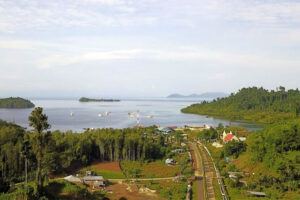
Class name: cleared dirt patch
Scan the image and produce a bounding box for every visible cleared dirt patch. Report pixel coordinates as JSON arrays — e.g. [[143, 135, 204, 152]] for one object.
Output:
[[78, 161, 125, 179], [106, 182, 165, 200], [90, 161, 122, 172]]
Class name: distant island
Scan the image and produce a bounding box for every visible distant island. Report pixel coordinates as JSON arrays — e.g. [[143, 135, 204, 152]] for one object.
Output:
[[181, 86, 300, 124], [0, 97, 35, 108], [167, 92, 228, 99], [79, 97, 120, 102]]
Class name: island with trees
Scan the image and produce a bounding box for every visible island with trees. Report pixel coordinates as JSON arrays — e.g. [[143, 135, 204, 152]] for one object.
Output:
[[79, 97, 120, 102], [0, 97, 35, 109], [182, 86, 300, 123]]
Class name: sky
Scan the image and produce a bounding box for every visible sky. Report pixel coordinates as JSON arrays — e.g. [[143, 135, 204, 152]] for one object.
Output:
[[0, 0, 299, 98]]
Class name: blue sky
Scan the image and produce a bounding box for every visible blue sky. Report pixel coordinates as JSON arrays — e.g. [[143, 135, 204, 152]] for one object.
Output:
[[0, 0, 299, 98]]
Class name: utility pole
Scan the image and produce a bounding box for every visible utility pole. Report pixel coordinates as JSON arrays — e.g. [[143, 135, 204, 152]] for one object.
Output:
[[25, 155, 27, 184]]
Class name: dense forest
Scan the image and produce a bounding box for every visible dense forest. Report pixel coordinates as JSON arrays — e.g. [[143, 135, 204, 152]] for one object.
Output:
[[0, 108, 170, 199], [0, 97, 35, 108], [246, 119, 300, 195], [182, 86, 300, 123]]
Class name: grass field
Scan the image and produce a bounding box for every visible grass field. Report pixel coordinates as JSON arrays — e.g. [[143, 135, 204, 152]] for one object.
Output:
[[121, 160, 181, 178], [141, 160, 180, 178], [120, 152, 193, 178]]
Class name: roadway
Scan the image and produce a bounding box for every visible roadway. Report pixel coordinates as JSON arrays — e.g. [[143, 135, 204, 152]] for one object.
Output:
[[189, 142, 205, 200]]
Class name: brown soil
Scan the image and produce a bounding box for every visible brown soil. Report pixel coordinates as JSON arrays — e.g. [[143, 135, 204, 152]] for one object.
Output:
[[90, 161, 122, 172], [106, 182, 165, 200]]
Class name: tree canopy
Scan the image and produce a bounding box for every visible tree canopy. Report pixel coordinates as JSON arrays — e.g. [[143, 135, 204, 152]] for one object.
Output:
[[182, 86, 300, 123]]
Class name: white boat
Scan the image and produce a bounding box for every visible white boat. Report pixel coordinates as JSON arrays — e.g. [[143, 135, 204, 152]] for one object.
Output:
[[70, 112, 74, 117], [146, 115, 153, 119], [98, 114, 103, 117], [105, 111, 110, 116], [128, 113, 135, 118]]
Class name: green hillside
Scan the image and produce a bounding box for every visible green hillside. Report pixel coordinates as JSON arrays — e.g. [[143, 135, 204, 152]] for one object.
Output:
[[0, 97, 35, 108], [205, 119, 300, 199], [182, 86, 300, 123]]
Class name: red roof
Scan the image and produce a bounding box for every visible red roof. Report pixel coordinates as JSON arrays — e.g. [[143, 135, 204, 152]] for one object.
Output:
[[225, 134, 235, 141], [168, 126, 177, 129]]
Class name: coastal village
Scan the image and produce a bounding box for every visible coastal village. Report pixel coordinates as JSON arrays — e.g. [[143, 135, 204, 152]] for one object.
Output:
[[56, 123, 259, 200]]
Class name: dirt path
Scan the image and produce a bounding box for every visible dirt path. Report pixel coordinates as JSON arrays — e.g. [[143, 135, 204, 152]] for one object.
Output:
[[189, 142, 205, 200], [108, 177, 174, 182]]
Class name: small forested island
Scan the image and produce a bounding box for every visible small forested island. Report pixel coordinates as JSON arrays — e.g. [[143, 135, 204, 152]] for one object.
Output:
[[79, 97, 120, 102], [0, 97, 35, 108], [182, 86, 300, 123]]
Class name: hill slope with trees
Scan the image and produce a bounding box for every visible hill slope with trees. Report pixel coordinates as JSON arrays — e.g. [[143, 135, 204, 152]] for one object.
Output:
[[182, 86, 300, 123], [0, 97, 35, 108], [201, 119, 300, 199]]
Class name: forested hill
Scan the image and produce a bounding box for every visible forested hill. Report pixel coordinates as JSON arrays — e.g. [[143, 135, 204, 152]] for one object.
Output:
[[182, 86, 300, 123], [0, 97, 35, 108]]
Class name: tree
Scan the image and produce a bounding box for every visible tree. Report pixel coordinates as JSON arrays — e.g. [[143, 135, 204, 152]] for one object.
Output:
[[28, 107, 50, 197], [21, 134, 31, 184], [224, 141, 247, 158]]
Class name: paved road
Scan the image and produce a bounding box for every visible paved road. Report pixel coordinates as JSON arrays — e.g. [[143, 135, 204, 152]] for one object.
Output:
[[189, 142, 205, 200]]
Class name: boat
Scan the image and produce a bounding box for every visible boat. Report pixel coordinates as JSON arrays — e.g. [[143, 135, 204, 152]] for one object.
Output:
[[98, 114, 103, 117], [70, 112, 74, 117], [105, 111, 110, 116], [128, 113, 135, 118], [146, 115, 153, 119]]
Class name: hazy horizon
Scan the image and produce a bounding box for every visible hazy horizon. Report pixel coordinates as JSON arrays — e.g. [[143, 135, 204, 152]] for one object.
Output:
[[0, 0, 299, 97]]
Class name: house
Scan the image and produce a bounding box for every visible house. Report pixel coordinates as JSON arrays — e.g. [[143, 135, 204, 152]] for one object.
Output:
[[83, 176, 105, 187], [212, 142, 223, 148], [184, 124, 211, 131], [157, 126, 174, 134], [165, 158, 175, 165], [222, 131, 239, 143], [173, 174, 185, 182], [181, 134, 188, 140], [247, 191, 266, 197], [188, 152, 192, 161], [172, 148, 185, 153], [86, 171, 92, 176], [64, 175, 82, 183]]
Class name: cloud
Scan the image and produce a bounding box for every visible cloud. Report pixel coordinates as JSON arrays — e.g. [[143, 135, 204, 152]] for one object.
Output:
[[36, 45, 300, 70], [1, 0, 299, 33], [0, 38, 60, 49], [0, 0, 154, 33], [38, 49, 142, 68]]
